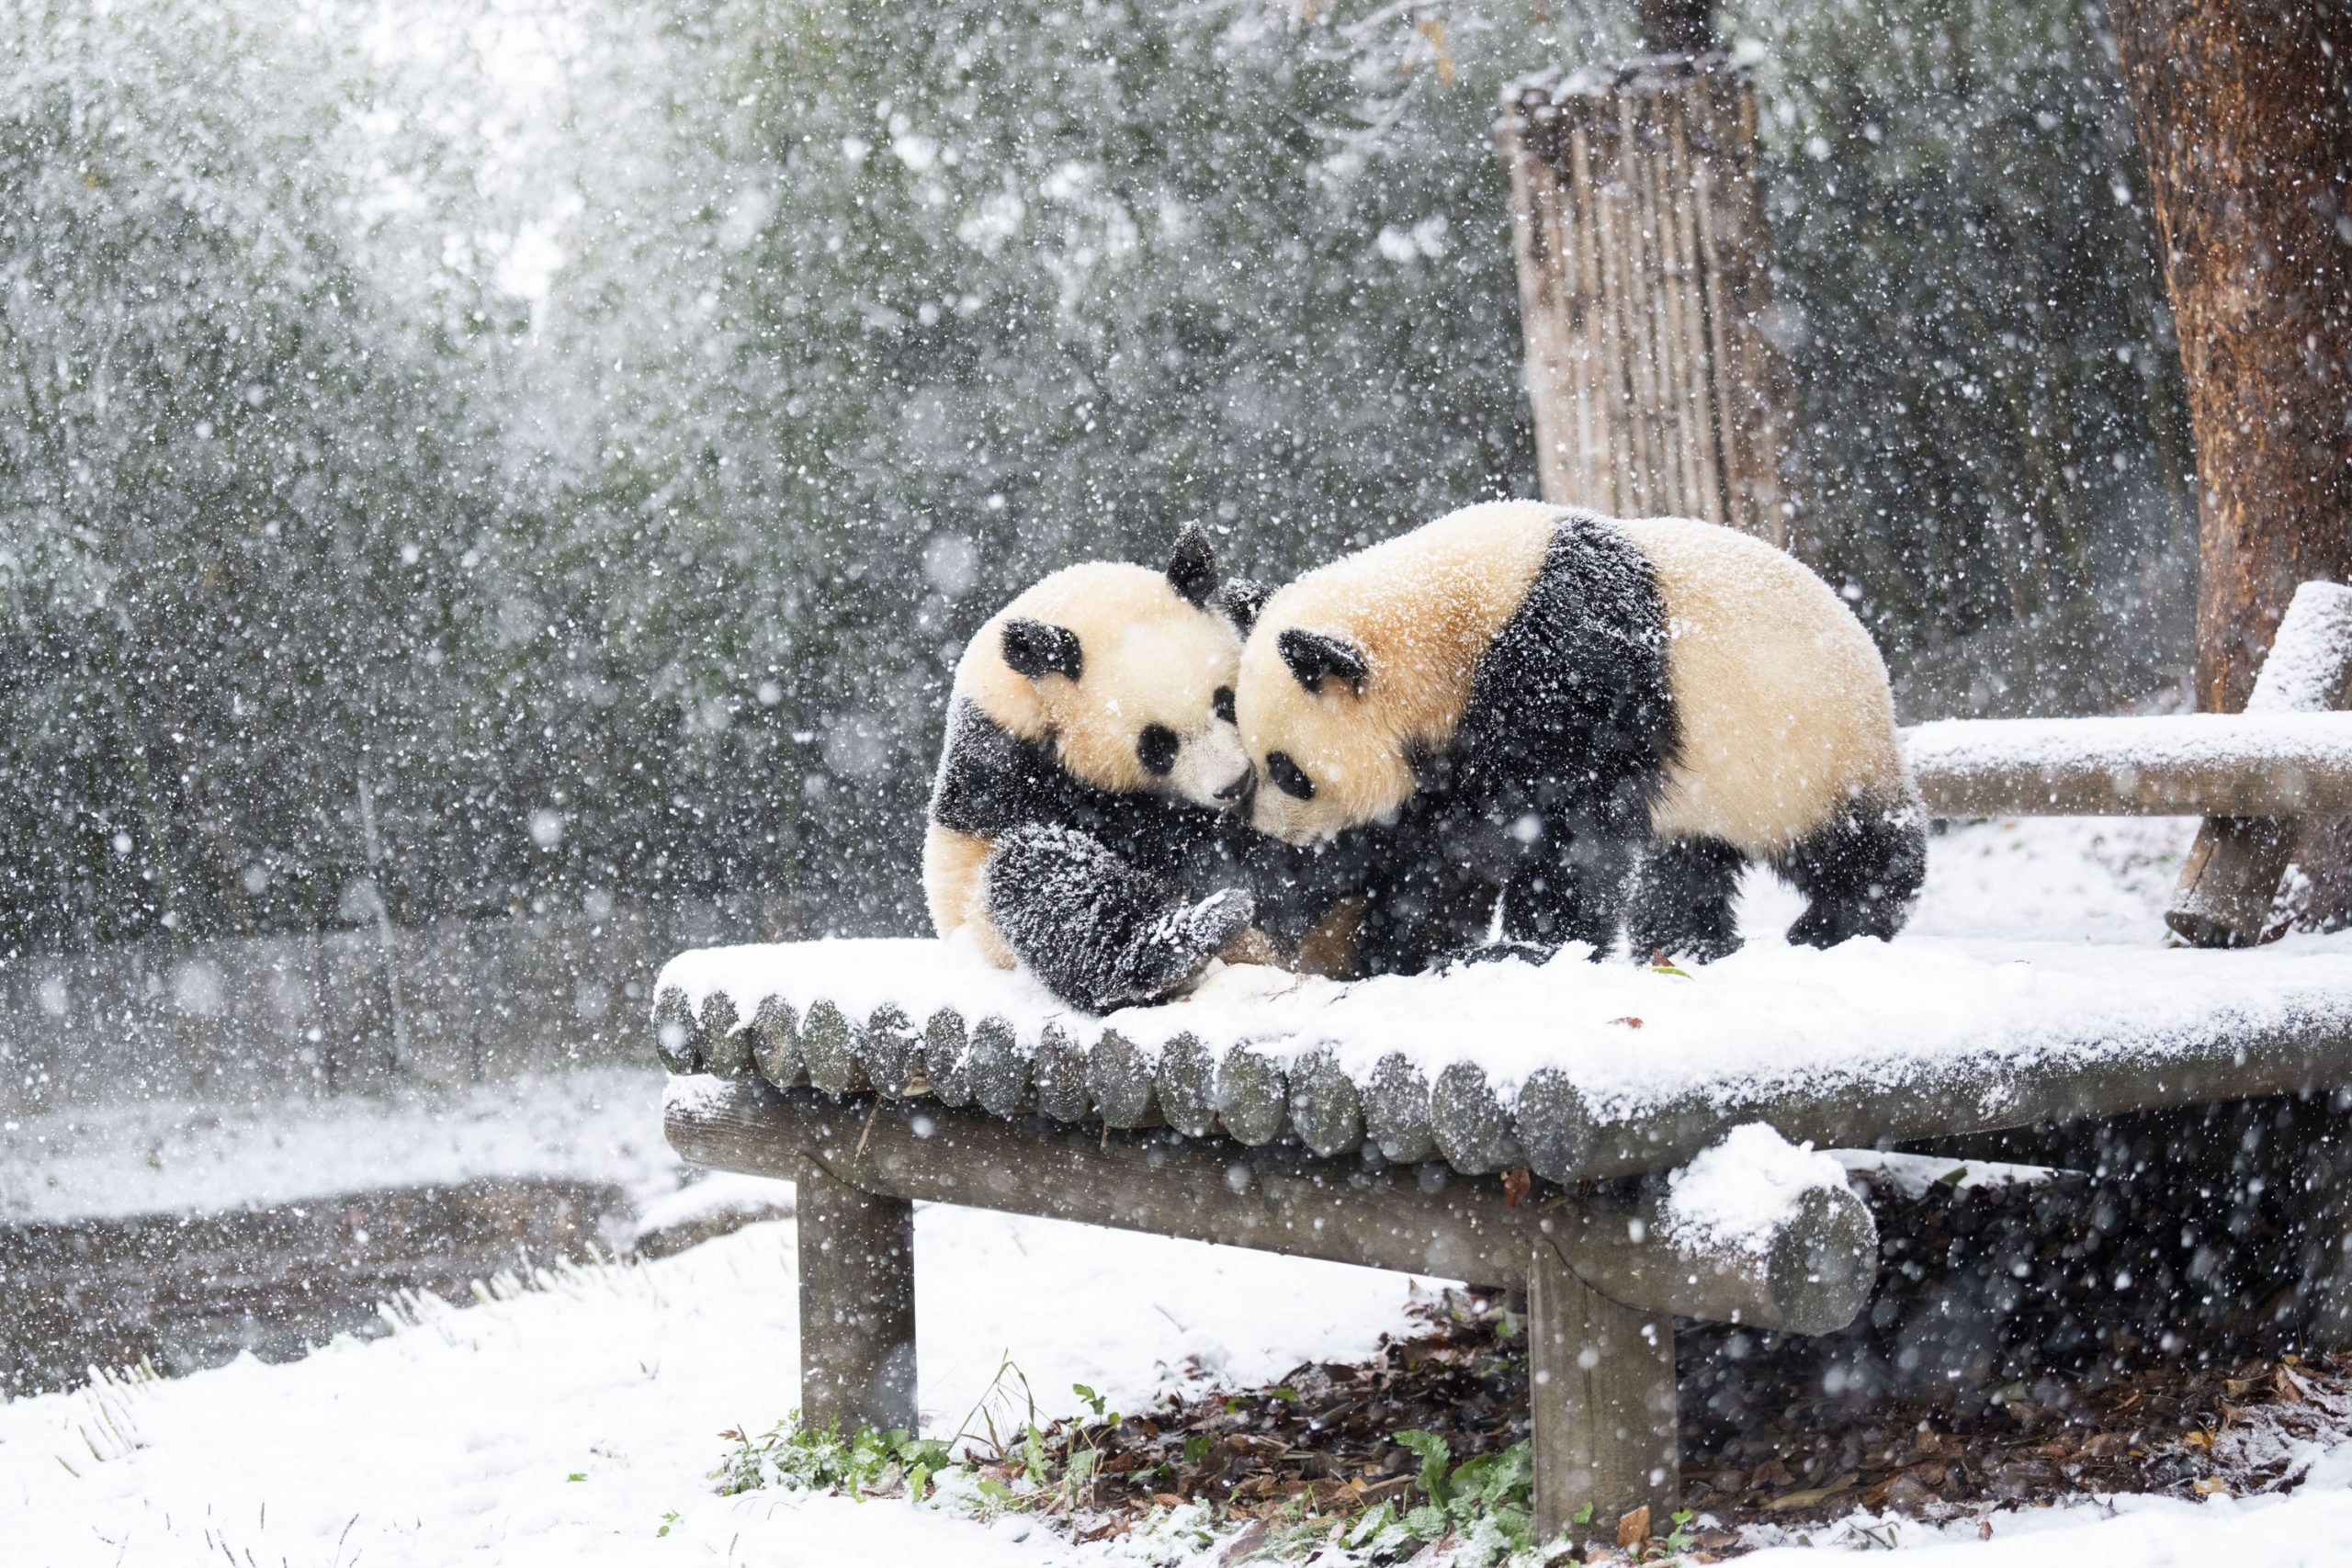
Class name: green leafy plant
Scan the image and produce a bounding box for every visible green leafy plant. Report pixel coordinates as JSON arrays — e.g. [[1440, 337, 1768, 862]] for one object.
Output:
[[712, 1416, 953, 1501], [1385, 1430, 1539, 1561], [1661, 1506, 1698, 1555]]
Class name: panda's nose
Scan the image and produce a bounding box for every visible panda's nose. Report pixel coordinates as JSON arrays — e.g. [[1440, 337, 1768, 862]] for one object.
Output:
[[1214, 769, 1252, 804]]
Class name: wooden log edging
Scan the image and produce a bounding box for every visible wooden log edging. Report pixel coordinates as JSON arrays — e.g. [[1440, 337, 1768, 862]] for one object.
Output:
[[662, 1077, 1879, 1336], [654, 981, 2352, 1188]]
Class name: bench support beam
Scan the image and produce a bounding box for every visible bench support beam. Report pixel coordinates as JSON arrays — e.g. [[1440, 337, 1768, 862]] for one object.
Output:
[[795, 1155, 918, 1436], [1531, 1241, 1679, 1544], [669, 1079, 1871, 1546]]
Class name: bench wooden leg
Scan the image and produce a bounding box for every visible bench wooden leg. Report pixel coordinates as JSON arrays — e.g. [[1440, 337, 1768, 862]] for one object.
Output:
[[1529, 1240, 1679, 1546], [796, 1156, 918, 1434]]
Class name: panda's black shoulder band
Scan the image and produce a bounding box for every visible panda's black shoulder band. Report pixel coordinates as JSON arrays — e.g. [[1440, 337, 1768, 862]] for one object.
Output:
[[929, 699, 1217, 873], [1448, 513, 1679, 831]]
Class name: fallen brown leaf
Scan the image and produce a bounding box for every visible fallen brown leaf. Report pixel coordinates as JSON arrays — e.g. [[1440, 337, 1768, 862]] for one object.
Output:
[[1617, 1504, 1651, 1546]]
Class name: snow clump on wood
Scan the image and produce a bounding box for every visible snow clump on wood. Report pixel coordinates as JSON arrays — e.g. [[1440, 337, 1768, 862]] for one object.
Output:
[[1659, 1123, 1848, 1258]]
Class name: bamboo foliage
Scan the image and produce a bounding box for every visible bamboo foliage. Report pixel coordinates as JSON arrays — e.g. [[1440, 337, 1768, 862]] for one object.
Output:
[[1501, 56, 1800, 550]]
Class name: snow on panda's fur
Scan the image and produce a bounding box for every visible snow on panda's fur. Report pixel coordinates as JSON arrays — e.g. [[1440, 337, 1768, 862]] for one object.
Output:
[[1233, 500, 1925, 972], [924, 527, 1266, 1011]]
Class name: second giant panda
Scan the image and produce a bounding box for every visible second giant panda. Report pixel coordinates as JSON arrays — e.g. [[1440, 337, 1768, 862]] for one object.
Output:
[[1232, 500, 1926, 972], [926, 526, 1269, 1011]]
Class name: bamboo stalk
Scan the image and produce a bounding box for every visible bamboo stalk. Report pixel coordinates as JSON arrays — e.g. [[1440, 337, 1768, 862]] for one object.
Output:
[[1502, 57, 1796, 544]]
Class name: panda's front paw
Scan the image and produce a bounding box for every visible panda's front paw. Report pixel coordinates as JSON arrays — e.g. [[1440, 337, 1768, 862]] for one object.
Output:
[[1180, 888, 1256, 953], [1112, 889, 1257, 1006]]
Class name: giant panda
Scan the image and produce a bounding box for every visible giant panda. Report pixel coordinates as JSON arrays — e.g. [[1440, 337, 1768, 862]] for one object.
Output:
[[1231, 500, 1926, 973], [925, 526, 1268, 1011]]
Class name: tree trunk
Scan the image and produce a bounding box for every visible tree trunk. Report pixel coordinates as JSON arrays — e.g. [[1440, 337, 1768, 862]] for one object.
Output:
[[2112, 0, 2352, 714], [2111, 0, 2352, 921]]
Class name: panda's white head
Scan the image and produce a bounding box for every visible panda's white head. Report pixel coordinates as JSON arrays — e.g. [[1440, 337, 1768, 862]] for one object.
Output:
[[966, 527, 1258, 808], [1234, 606, 1426, 846], [1234, 514, 1527, 845]]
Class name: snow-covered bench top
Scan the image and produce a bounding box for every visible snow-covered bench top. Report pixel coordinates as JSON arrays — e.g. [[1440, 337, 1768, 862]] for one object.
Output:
[[655, 920, 2352, 1186]]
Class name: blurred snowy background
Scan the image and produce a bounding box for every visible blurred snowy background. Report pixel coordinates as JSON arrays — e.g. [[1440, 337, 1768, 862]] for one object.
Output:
[[1, 0, 2191, 1032], [3, 2, 2316, 1559]]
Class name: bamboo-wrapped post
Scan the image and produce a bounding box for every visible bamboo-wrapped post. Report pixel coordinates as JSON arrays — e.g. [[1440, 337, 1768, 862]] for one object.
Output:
[[1501, 53, 1801, 552], [2168, 581, 2352, 947]]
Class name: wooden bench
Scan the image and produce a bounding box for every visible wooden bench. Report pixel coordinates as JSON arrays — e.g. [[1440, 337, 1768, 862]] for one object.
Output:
[[659, 915, 2352, 1540], [659, 583, 2352, 1544]]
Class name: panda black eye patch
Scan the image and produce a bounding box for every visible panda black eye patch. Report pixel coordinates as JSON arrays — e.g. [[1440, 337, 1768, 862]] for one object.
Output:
[[1136, 724, 1181, 776], [1212, 686, 1236, 725], [1266, 750, 1314, 800]]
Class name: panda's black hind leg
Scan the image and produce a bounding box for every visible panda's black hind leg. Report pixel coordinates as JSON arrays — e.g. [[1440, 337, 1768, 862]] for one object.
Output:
[[1499, 827, 1635, 958], [1777, 798, 1928, 948], [1625, 836, 1747, 963], [983, 823, 1253, 1012]]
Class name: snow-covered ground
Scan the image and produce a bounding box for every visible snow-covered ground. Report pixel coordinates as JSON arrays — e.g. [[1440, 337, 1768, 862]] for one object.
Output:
[[17, 817, 2352, 1564], [5, 1211, 1418, 1566], [2, 1066, 681, 1225], [17, 1205, 2352, 1566]]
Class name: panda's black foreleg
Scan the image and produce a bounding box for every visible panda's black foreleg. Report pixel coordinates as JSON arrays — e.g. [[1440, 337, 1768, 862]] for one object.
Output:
[[1776, 797, 1929, 948], [1498, 825, 1634, 959], [982, 823, 1254, 1012], [1625, 836, 1747, 963]]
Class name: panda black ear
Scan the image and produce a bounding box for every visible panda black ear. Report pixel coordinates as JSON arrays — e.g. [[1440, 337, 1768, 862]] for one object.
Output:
[[1219, 577, 1272, 637], [1001, 617, 1083, 682], [1166, 524, 1218, 609], [1278, 629, 1368, 695]]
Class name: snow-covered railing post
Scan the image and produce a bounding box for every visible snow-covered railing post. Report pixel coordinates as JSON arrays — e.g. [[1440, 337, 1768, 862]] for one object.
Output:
[[2167, 581, 2352, 948]]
